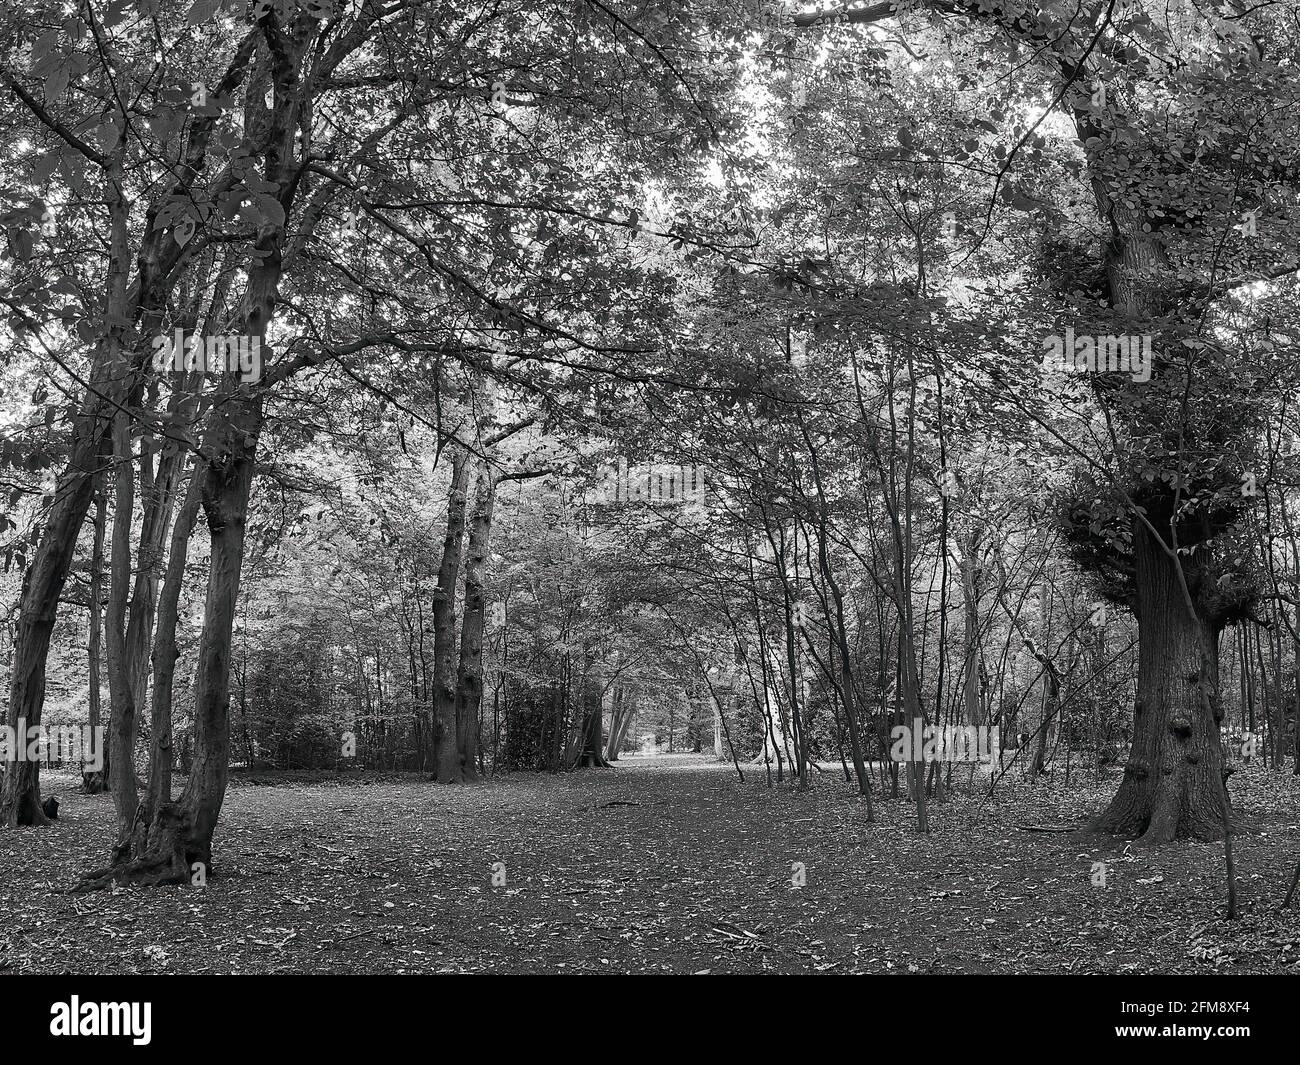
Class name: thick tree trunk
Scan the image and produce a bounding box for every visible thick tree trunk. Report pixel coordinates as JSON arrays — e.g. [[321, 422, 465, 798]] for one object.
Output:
[[1, 383, 114, 826], [432, 450, 471, 782], [0, 141, 148, 827], [185, 414, 261, 861], [1095, 523, 1228, 842], [452, 468, 495, 782]]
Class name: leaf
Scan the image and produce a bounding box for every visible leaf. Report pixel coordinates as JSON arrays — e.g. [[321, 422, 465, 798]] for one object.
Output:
[[44, 65, 69, 102], [103, 0, 134, 26], [186, 0, 222, 24], [252, 193, 286, 228], [31, 153, 60, 184]]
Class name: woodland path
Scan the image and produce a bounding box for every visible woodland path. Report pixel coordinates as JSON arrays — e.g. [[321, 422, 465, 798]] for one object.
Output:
[[3, 756, 1299, 974]]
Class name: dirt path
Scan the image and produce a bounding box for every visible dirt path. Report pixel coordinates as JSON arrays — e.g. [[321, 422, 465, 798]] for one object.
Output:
[[3, 756, 1298, 973]]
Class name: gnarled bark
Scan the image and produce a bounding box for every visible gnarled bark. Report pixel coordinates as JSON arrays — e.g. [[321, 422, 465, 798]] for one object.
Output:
[[1094, 523, 1229, 842]]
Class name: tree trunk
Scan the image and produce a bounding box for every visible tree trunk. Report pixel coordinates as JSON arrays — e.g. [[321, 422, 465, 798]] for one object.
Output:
[[78, 382, 264, 891], [712, 685, 723, 757], [1, 383, 115, 826], [0, 138, 148, 827], [576, 656, 610, 768], [432, 450, 471, 782], [75, 35, 287, 881], [1094, 522, 1228, 841], [605, 684, 627, 762], [1294, 599, 1299, 775], [119, 377, 194, 741], [180, 401, 262, 869], [83, 484, 109, 794], [146, 466, 202, 819], [1031, 676, 1056, 779], [959, 525, 985, 726], [616, 690, 638, 756], [452, 468, 496, 782], [105, 413, 141, 858]]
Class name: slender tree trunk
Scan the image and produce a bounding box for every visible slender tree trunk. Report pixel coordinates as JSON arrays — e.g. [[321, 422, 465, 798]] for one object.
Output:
[[959, 524, 985, 726], [712, 685, 723, 758], [1030, 574, 1054, 779], [1294, 600, 1300, 775], [146, 467, 202, 819], [83, 485, 108, 794], [105, 413, 141, 858], [120, 377, 195, 735], [800, 425, 872, 804]]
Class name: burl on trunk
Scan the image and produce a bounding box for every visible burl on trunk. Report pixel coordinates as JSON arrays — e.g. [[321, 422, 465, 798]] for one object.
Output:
[[1095, 522, 1229, 843]]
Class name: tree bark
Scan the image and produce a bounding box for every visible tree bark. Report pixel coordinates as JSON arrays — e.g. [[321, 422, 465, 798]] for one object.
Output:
[[1, 320, 122, 828], [576, 655, 610, 768], [1094, 523, 1229, 841], [83, 484, 108, 794], [146, 466, 202, 819], [75, 26, 285, 883], [432, 449, 471, 782], [606, 685, 627, 762], [959, 524, 986, 726], [0, 41, 248, 823], [452, 468, 496, 782], [105, 412, 141, 857]]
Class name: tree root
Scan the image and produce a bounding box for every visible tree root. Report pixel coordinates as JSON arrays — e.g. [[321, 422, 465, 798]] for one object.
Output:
[[1089, 807, 1239, 843], [71, 802, 198, 892], [72, 854, 191, 892]]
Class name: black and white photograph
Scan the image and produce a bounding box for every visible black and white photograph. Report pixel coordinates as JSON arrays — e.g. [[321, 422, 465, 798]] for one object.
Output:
[[0, 0, 1296, 1029]]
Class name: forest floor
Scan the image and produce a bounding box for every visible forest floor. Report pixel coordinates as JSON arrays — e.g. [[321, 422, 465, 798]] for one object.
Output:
[[3, 755, 1300, 974]]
